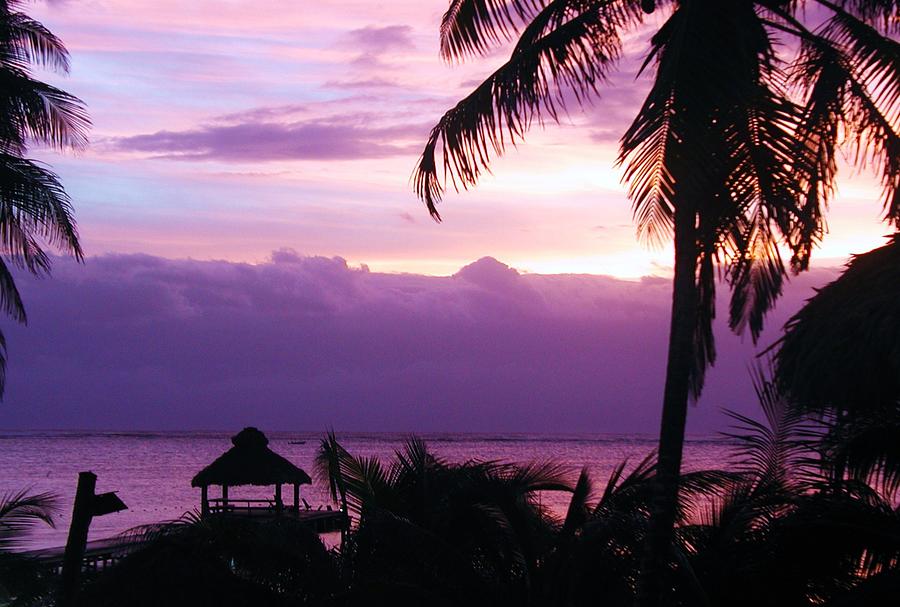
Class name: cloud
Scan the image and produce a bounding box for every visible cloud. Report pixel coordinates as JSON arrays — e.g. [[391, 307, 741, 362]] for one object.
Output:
[[1, 253, 839, 433], [323, 78, 403, 90], [111, 117, 428, 161], [346, 25, 415, 54], [340, 24, 418, 71], [216, 105, 309, 124]]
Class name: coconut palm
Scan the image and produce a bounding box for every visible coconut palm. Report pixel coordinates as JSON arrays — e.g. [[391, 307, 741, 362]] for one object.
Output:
[[539, 453, 733, 607], [0, 0, 88, 395], [678, 370, 900, 607], [412, 3, 900, 602], [316, 435, 573, 606]]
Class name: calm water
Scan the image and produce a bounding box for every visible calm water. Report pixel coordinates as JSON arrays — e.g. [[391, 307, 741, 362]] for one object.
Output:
[[0, 431, 733, 549]]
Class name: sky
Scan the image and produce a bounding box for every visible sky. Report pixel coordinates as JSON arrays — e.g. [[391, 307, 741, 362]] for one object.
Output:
[[0, 1, 894, 432]]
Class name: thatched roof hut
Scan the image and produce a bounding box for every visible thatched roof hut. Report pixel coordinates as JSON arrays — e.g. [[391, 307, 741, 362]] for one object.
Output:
[[192, 427, 311, 488], [774, 234, 900, 412], [192, 427, 311, 516]]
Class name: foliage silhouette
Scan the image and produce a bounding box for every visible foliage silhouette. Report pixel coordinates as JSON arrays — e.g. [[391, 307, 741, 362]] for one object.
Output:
[[411, 3, 900, 602], [80, 511, 339, 607], [775, 233, 900, 414], [0, 0, 88, 395], [70, 400, 900, 607], [0, 489, 59, 605], [317, 436, 571, 606]]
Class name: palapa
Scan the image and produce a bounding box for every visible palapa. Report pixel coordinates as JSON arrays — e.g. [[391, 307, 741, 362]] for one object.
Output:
[[192, 427, 311, 488]]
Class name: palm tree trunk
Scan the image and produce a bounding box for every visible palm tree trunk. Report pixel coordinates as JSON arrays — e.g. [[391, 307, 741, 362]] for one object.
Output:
[[636, 207, 699, 607]]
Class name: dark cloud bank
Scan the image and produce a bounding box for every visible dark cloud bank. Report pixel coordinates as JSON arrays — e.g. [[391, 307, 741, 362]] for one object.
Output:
[[0, 253, 838, 434]]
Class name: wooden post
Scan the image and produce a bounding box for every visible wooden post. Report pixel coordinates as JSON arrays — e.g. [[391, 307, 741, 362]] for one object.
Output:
[[275, 484, 283, 514], [222, 485, 229, 510], [201, 485, 209, 517], [60, 472, 96, 607], [293, 483, 300, 512]]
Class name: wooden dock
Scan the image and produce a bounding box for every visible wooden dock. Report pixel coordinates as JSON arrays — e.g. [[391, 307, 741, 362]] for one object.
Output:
[[21, 509, 348, 574], [22, 536, 146, 575]]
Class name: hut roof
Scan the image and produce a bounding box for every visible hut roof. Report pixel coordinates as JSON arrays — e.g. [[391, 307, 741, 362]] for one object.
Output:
[[191, 427, 312, 488], [774, 233, 900, 411]]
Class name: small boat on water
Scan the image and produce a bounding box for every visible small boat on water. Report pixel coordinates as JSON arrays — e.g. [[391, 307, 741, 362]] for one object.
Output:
[[288, 440, 306, 445]]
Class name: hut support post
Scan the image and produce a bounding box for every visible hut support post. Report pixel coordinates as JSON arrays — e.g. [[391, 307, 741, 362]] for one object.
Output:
[[293, 483, 299, 512], [60, 472, 96, 607], [201, 485, 209, 517], [275, 483, 283, 514], [222, 485, 229, 511]]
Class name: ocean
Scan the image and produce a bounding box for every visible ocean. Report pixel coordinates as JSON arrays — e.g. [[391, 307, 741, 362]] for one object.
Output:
[[0, 431, 734, 550]]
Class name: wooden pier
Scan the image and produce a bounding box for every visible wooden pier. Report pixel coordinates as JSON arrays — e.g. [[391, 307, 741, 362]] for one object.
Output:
[[21, 429, 348, 583], [22, 536, 147, 575], [22, 508, 348, 574]]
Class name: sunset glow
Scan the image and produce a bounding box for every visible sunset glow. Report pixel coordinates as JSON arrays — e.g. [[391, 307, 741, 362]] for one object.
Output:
[[25, 0, 890, 279]]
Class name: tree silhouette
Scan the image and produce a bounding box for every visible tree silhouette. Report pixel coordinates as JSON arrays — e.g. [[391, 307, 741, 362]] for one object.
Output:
[[316, 435, 573, 606], [0, 0, 88, 395], [411, 3, 900, 603], [774, 233, 900, 501]]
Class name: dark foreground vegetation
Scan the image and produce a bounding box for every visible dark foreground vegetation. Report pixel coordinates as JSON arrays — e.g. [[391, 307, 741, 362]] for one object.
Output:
[[4, 237, 899, 606], [0, 239, 897, 606]]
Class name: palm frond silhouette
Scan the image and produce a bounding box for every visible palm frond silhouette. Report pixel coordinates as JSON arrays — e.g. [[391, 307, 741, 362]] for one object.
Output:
[[412, 4, 900, 602]]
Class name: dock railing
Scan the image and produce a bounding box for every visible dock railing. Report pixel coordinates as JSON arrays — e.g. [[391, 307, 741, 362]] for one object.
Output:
[[206, 498, 283, 515]]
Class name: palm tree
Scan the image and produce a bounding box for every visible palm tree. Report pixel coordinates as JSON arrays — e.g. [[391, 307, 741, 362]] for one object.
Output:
[[411, 3, 900, 602], [677, 369, 900, 607], [0, 0, 88, 395], [316, 435, 573, 606]]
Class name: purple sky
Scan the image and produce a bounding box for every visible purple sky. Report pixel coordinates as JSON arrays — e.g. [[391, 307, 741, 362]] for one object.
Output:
[[0, 1, 892, 432]]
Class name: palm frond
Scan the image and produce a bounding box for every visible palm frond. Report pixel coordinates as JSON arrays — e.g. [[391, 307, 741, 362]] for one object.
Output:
[[0, 154, 82, 262], [504, 460, 573, 493], [622, 2, 819, 395], [560, 467, 592, 536], [817, 6, 900, 224], [0, 258, 25, 323], [0, 10, 70, 73], [824, 5, 900, 118], [314, 430, 349, 506], [817, 0, 900, 33], [0, 489, 59, 551], [342, 454, 393, 516], [617, 5, 686, 247], [0, 67, 89, 151], [824, 406, 900, 499], [314, 431, 395, 517], [415, 0, 630, 218], [722, 365, 813, 491], [395, 435, 442, 476], [595, 450, 656, 513], [440, 0, 546, 60]]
